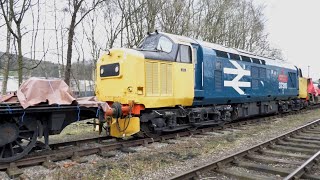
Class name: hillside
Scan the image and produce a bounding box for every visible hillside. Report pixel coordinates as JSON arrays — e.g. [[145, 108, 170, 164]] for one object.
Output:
[[0, 52, 94, 80]]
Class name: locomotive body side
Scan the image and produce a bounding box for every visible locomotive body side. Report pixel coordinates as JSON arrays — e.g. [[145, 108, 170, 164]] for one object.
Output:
[[193, 46, 299, 106]]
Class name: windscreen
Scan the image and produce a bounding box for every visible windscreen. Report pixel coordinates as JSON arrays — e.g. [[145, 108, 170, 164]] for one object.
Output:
[[138, 34, 173, 53]]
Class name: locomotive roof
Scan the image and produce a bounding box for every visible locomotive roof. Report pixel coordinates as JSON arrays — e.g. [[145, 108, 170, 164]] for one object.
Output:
[[161, 32, 296, 70]]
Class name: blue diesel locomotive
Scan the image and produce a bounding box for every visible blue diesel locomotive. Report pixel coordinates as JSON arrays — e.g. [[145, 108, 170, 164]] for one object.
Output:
[[96, 32, 303, 137]]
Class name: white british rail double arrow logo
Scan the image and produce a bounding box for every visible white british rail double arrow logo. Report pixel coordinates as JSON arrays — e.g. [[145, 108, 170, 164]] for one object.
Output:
[[223, 60, 251, 95]]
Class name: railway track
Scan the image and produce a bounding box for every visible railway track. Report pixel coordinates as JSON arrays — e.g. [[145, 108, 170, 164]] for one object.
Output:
[[0, 113, 282, 178], [1, 107, 318, 178], [170, 118, 320, 180]]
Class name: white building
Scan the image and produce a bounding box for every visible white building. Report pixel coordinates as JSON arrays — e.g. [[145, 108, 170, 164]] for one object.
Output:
[[0, 76, 19, 93]]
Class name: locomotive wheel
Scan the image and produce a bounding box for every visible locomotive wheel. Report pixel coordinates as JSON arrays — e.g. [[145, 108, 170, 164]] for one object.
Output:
[[0, 121, 38, 163], [136, 122, 161, 138]]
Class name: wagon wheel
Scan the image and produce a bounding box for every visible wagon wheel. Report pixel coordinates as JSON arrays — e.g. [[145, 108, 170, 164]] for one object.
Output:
[[0, 120, 38, 163], [135, 122, 161, 139]]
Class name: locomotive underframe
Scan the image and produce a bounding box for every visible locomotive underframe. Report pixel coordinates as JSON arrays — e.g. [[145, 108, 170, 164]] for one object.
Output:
[[138, 99, 306, 135]]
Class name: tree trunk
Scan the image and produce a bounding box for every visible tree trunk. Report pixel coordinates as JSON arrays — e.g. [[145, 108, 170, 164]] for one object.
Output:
[[60, 26, 65, 76], [1, 23, 12, 94], [64, 13, 77, 86], [17, 23, 23, 85], [1, 2, 13, 94]]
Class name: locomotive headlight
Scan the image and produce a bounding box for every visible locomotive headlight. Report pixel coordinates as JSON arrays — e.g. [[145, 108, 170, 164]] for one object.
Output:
[[115, 65, 119, 73], [100, 68, 104, 75]]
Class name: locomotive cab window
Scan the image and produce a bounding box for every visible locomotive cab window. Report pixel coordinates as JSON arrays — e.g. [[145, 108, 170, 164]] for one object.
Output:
[[157, 36, 173, 53], [138, 34, 173, 53], [288, 72, 297, 88], [138, 35, 158, 50], [176, 45, 192, 63]]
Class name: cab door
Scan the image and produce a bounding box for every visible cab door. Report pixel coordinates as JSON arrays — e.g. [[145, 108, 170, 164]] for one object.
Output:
[[174, 44, 195, 106], [191, 44, 204, 100]]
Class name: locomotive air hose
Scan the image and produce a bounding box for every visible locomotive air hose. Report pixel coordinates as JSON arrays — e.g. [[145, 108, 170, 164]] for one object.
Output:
[[115, 105, 132, 133], [115, 116, 131, 133]]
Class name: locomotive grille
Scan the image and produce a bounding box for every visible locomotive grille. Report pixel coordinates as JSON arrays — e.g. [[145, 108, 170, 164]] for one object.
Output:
[[160, 63, 167, 94], [166, 64, 172, 95], [160, 63, 173, 95], [214, 70, 223, 91], [145, 61, 172, 96], [146, 62, 158, 95], [152, 63, 159, 95]]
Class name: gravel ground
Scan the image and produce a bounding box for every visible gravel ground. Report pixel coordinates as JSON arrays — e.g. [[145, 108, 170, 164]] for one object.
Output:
[[1, 110, 320, 179], [308, 165, 320, 177], [49, 119, 103, 143], [214, 166, 283, 179]]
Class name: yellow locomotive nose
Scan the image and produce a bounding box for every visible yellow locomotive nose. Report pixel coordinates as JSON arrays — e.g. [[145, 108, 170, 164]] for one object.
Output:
[[95, 48, 146, 137], [95, 48, 145, 103]]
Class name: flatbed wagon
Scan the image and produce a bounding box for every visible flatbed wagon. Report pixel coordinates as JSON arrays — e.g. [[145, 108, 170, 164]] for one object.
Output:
[[0, 78, 103, 163]]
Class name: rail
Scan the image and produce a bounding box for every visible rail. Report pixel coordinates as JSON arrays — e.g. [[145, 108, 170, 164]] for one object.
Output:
[[170, 119, 320, 180]]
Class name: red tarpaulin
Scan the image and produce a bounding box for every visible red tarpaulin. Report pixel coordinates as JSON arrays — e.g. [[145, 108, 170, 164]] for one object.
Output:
[[1, 77, 110, 111], [314, 85, 320, 96], [307, 79, 316, 95]]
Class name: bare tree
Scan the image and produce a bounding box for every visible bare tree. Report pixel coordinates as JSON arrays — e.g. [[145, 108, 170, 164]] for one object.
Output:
[[120, 0, 149, 47], [29, 0, 40, 64], [0, 0, 282, 89], [54, 0, 62, 78], [189, 0, 278, 57], [145, 0, 164, 32], [1, 0, 12, 94], [159, 0, 194, 35], [83, 4, 100, 60], [0, 0, 32, 85], [82, 5, 100, 89], [101, 0, 126, 49], [64, 0, 105, 86]]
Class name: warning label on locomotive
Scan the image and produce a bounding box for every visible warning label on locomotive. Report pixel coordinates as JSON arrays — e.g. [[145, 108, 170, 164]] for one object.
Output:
[[278, 74, 288, 82]]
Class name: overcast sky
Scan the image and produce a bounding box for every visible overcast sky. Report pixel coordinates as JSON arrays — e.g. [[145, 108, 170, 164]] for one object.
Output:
[[254, 0, 320, 81]]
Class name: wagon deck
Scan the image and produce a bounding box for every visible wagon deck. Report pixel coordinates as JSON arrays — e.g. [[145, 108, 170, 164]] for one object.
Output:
[[0, 78, 104, 163]]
